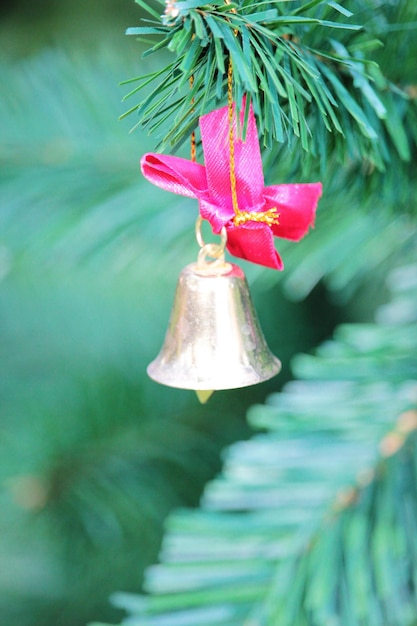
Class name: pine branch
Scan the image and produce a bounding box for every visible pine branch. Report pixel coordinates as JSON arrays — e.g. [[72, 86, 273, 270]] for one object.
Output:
[[109, 260, 417, 625], [260, 412, 417, 625], [124, 0, 417, 171]]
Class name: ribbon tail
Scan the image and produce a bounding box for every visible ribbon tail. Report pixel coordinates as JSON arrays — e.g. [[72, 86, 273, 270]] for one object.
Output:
[[226, 224, 283, 270], [141, 153, 208, 199]]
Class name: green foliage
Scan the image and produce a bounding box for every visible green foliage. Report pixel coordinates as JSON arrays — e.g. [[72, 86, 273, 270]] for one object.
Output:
[[109, 260, 417, 626], [1, 2, 416, 626], [124, 0, 417, 173]]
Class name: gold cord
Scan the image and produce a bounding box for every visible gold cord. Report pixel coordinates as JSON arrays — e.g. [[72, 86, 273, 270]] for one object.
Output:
[[233, 208, 280, 227], [190, 74, 196, 162], [190, 0, 279, 229], [227, 58, 240, 216], [227, 58, 279, 228]]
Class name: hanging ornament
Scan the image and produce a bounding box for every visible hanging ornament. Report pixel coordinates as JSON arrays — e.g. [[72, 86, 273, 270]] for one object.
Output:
[[141, 83, 322, 401]]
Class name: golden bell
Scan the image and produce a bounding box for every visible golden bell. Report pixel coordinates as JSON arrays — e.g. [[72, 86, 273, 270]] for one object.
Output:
[[147, 219, 281, 402]]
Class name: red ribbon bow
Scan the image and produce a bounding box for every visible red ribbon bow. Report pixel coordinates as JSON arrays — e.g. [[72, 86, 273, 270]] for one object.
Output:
[[141, 102, 322, 270]]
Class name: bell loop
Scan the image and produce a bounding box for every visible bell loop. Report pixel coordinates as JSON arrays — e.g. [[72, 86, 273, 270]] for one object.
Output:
[[195, 216, 229, 273]]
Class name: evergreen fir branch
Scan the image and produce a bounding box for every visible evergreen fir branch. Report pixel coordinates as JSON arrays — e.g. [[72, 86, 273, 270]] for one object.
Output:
[[124, 0, 416, 171], [259, 412, 417, 625], [109, 261, 417, 626]]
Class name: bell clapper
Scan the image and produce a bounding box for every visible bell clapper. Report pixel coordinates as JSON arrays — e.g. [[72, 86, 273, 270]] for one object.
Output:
[[195, 389, 215, 404]]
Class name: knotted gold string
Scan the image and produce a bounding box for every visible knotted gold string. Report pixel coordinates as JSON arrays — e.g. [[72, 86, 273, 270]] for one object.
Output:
[[190, 74, 197, 163], [223, 0, 278, 227], [227, 59, 279, 227], [190, 1, 279, 228]]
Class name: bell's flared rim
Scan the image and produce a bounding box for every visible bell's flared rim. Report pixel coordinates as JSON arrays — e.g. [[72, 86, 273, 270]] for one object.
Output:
[[147, 355, 281, 391]]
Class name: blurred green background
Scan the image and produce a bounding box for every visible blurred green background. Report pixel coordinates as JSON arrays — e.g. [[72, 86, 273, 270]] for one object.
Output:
[[0, 1, 409, 626]]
